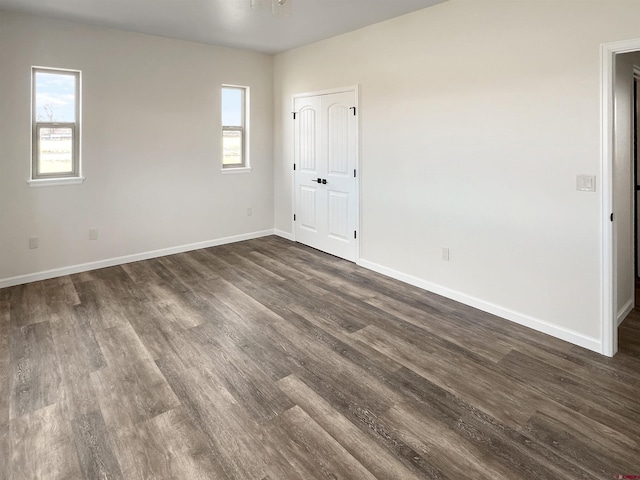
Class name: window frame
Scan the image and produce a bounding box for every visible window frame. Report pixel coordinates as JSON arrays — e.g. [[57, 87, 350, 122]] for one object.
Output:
[[31, 67, 81, 181], [221, 85, 250, 172]]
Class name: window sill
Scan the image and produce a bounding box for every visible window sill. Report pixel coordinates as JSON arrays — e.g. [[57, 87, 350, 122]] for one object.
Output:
[[221, 167, 252, 175], [28, 177, 85, 187]]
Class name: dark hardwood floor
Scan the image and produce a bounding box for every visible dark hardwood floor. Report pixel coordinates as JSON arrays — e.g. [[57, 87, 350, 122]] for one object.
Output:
[[1, 235, 640, 479]]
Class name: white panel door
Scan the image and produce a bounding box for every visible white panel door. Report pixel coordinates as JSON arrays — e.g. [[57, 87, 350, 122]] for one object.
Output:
[[294, 96, 323, 249], [294, 90, 357, 261]]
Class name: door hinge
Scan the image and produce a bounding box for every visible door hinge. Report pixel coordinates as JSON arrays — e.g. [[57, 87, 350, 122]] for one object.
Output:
[[610, 212, 614, 222], [293, 163, 296, 171], [292, 112, 298, 120], [349, 106, 357, 116], [354, 231, 357, 239], [354, 169, 356, 178], [294, 214, 296, 221]]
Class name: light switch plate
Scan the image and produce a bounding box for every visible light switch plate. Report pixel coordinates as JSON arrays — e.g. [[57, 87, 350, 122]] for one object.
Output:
[[576, 174, 596, 192]]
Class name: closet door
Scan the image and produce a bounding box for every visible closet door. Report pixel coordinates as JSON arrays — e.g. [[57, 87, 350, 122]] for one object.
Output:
[[294, 90, 357, 261]]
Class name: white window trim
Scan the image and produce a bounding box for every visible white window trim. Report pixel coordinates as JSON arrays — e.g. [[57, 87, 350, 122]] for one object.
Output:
[[28, 177, 85, 187], [31, 66, 82, 184], [221, 84, 250, 171], [220, 166, 253, 174]]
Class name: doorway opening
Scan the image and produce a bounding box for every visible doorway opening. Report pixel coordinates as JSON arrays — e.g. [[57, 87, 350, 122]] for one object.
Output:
[[602, 39, 640, 357], [634, 69, 640, 282]]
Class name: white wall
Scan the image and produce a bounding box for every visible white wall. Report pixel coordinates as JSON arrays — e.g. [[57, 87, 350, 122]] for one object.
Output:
[[614, 51, 640, 325], [274, 0, 640, 351], [0, 10, 274, 285]]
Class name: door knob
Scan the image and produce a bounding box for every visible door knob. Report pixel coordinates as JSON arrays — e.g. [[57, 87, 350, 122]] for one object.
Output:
[[322, 179, 327, 184]]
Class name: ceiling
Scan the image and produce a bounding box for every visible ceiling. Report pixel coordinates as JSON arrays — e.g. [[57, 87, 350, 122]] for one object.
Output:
[[0, 0, 445, 54]]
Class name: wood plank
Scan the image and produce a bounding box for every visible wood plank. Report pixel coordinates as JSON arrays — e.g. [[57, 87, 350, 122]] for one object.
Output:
[[119, 298, 196, 371], [266, 405, 378, 480], [91, 324, 180, 428], [227, 276, 403, 375], [497, 350, 640, 439], [83, 266, 148, 303], [210, 244, 287, 285], [51, 309, 105, 376], [0, 287, 11, 302], [277, 374, 428, 480], [531, 401, 640, 456], [142, 282, 206, 329], [352, 324, 542, 429], [50, 309, 104, 418], [269, 317, 402, 416], [156, 359, 300, 480], [0, 301, 10, 425], [145, 258, 193, 293], [0, 293, 9, 471], [187, 296, 301, 382], [9, 403, 83, 480], [71, 280, 130, 331], [9, 283, 55, 328], [508, 340, 640, 403], [570, 342, 640, 382], [523, 410, 639, 477], [247, 249, 315, 282], [141, 407, 228, 479], [157, 252, 220, 287], [364, 293, 513, 362], [383, 403, 521, 480], [186, 325, 296, 422], [120, 259, 165, 285], [91, 357, 180, 429], [10, 321, 61, 420], [104, 413, 171, 479], [0, 420, 7, 480], [71, 410, 124, 479], [106, 405, 228, 480], [385, 367, 598, 480], [94, 322, 157, 367]]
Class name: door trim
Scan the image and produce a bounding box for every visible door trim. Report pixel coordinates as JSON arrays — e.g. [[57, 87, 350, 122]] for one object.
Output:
[[601, 39, 640, 357], [634, 68, 640, 283], [291, 85, 360, 262]]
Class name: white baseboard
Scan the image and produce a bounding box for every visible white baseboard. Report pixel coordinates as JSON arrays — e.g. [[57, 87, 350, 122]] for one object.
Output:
[[0, 229, 275, 289], [357, 258, 602, 354], [617, 297, 634, 327], [274, 229, 295, 241]]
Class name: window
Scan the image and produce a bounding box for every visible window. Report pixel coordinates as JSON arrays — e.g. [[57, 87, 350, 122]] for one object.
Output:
[[32, 67, 81, 180], [221, 85, 248, 170]]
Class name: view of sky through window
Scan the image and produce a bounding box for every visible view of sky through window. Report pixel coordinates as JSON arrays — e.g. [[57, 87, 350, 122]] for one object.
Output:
[[222, 87, 243, 126], [35, 71, 76, 122]]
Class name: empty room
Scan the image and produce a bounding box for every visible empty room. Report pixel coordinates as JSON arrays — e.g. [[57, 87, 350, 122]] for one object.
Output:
[[1, 0, 640, 478]]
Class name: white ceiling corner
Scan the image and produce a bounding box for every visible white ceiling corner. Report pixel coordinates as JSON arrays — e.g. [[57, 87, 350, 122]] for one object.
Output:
[[0, 0, 446, 54]]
